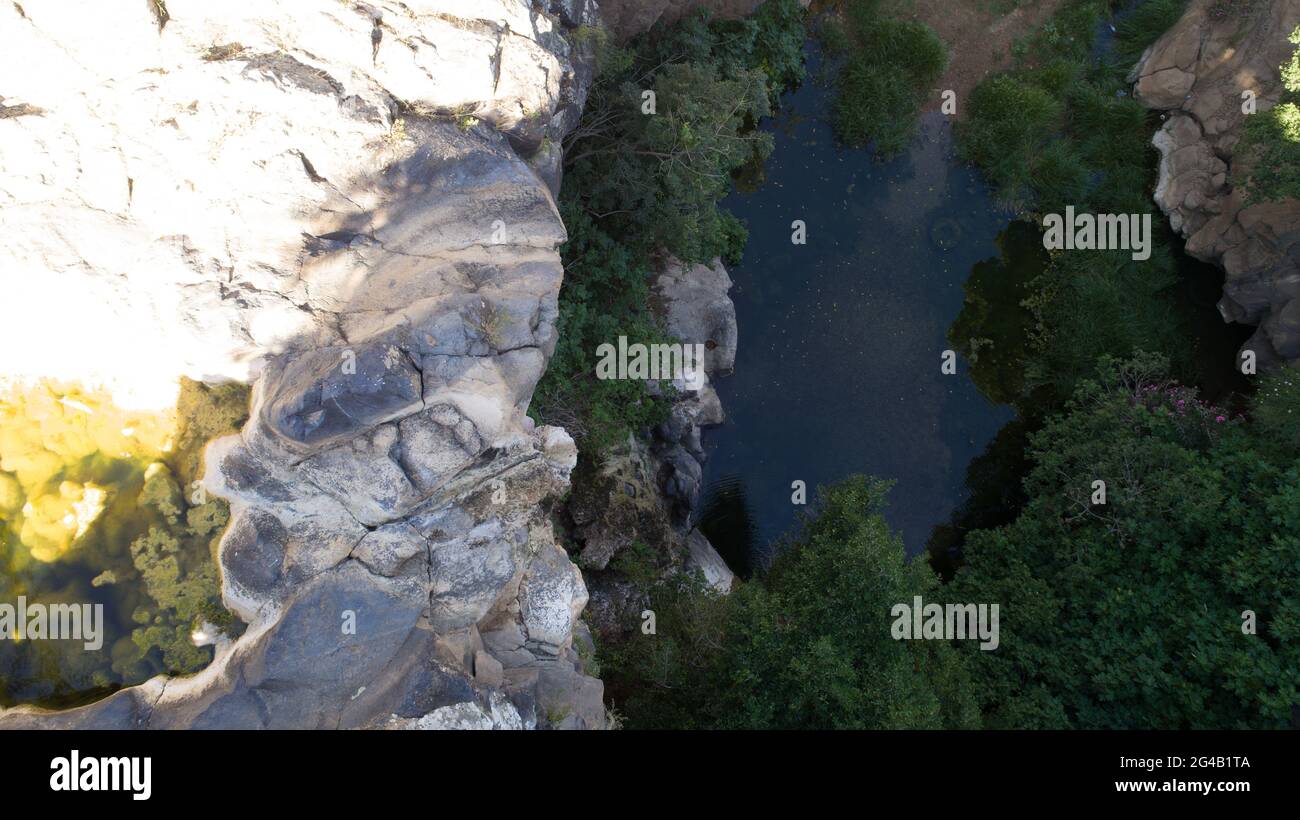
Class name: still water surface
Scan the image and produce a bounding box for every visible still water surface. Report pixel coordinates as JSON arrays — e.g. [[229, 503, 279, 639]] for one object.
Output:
[[697, 42, 1015, 569]]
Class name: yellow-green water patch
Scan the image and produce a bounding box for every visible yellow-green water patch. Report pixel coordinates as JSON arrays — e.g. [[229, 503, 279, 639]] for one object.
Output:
[[0, 378, 249, 708]]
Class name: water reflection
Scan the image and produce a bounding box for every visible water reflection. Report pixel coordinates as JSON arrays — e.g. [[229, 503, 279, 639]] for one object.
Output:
[[696, 475, 760, 578], [698, 39, 1014, 561]]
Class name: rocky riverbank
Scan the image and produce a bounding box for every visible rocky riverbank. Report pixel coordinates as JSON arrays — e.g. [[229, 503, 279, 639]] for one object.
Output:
[[1133, 0, 1300, 366], [569, 255, 739, 641]]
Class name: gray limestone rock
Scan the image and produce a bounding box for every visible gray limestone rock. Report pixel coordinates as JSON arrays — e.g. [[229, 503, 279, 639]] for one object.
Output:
[[0, 0, 603, 731], [652, 256, 738, 376]]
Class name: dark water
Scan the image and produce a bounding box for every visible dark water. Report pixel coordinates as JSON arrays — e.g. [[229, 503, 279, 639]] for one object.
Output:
[[697, 5, 1259, 574], [697, 42, 1015, 568], [1175, 247, 1256, 407]]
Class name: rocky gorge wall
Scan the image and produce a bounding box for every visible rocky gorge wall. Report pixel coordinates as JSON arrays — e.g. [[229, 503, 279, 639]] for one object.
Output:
[[575, 255, 739, 641], [0, 0, 609, 729], [1133, 0, 1300, 366]]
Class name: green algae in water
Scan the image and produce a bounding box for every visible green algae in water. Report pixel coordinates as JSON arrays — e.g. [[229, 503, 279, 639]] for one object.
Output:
[[0, 378, 249, 708]]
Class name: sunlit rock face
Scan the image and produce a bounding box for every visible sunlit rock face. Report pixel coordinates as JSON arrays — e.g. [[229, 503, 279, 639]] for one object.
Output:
[[0, 0, 606, 728], [1133, 0, 1300, 366], [0, 0, 585, 409]]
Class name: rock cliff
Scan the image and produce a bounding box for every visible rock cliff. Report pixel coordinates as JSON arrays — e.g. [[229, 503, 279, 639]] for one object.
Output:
[[0, 0, 608, 729], [1133, 0, 1300, 365]]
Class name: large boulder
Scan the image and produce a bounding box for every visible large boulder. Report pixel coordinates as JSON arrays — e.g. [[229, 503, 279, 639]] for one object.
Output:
[[652, 256, 739, 376], [685, 527, 736, 593]]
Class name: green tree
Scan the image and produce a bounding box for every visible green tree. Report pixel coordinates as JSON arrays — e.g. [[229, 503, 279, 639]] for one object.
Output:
[[1240, 25, 1300, 204], [714, 477, 978, 729], [563, 58, 774, 264], [949, 355, 1300, 728], [532, 0, 807, 455], [602, 477, 979, 729]]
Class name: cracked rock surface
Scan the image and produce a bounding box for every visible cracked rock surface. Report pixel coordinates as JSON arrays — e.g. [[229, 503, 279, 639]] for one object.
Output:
[[0, 0, 605, 729], [1132, 0, 1300, 365]]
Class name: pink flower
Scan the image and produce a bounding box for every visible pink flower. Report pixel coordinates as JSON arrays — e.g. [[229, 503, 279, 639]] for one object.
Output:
[[1215, 415, 1226, 423]]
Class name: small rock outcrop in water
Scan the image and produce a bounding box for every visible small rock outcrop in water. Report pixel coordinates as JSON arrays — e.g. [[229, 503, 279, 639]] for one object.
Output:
[[574, 256, 738, 641], [0, 0, 607, 729], [650, 257, 735, 523], [1133, 0, 1300, 365]]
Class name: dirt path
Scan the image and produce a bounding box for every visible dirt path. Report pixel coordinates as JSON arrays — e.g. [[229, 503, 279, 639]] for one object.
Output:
[[903, 0, 1070, 116]]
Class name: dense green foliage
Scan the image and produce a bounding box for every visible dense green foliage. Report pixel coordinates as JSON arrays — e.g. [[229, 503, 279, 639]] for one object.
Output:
[[1251, 365, 1300, 451], [602, 477, 979, 729], [820, 0, 949, 156], [530, 203, 676, 454], [942, 1, 1298, 729], [597, 0, 1298, 733], [1240, 25, 1300, 204], [1111, 0, 1192, 67], [953, 0, 1191, 408], [531, 1, 807, 454], [948, 355, 1300, 728], [606, 355, 1300, 729], [562, 0, 807, 264], [944, 2, 1297, 729]]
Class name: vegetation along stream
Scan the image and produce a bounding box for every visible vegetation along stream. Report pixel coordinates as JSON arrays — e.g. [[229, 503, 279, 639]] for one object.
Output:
[[698, 0, 1253, 575], [586, 0, 1296, 730]]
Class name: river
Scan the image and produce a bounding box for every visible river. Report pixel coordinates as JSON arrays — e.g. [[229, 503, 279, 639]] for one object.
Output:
[[696, 18, 1253, 576], [696, 40, 1016, 572]]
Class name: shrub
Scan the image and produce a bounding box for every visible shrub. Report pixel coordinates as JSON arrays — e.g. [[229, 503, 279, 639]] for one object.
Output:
[[1113, 0, 1190, 67], [949, 355, 1299, 728], [1240, 26, 1300, 204], [958, 76, 1063, 204], [824, 0, 949, 156]]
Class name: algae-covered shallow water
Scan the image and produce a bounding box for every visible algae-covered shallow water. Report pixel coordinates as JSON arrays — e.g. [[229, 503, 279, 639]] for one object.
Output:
[[696, 41, 1016, 570], [0, 378, 247, 707]]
